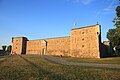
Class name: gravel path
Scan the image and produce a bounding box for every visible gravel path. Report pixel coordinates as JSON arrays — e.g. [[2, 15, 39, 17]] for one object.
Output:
[[42, 55, 120, 69]]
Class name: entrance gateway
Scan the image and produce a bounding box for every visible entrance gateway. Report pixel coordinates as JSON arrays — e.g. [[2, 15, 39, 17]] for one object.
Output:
[[42, 48, 45, 55], [41, 40, 47, 55]]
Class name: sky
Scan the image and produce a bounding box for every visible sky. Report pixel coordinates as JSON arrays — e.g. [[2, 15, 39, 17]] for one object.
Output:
[[0, 0, 119, 49]]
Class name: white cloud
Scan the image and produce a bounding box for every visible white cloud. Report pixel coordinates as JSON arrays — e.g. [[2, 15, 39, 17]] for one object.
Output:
[[103, 0, 117, 14], [67, 0, 96, 5], [95, 0, 118, 17], [80, 0, 96, 5]]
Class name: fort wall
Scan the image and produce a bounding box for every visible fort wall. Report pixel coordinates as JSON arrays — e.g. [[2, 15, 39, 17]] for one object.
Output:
[[11, 24, 113, 58], [46, 37, 70, 56], [26, 37, 70, 56], [26, 40, 41, 54], [103, 41, 114, 56]]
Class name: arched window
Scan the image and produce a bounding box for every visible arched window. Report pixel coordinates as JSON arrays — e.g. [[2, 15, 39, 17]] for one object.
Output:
[[82, 38, 84, 41]]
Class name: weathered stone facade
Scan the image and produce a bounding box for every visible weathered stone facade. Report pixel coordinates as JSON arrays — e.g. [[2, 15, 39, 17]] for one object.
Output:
[[26, 37, 70, 56], [70, 24, 101, 58], [11, 37, 28, 54], [11, 24, 113, 58]]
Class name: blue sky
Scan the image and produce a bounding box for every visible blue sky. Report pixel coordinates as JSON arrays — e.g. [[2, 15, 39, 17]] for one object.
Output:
[[0, 0, 119, 49]]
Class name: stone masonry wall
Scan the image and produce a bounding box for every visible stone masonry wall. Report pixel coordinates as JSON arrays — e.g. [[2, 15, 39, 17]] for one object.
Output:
[[70, 25, 101, 58], [46, 37, 70, 56], [26, 37, 70, 56], [26, 40, 41, 54]]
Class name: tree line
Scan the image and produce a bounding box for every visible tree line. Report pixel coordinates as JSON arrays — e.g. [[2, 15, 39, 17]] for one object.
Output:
[[1, 45, 12, 53]]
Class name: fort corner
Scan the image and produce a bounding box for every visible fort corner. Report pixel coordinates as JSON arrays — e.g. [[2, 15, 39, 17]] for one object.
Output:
[[70, 24, 101, 58]]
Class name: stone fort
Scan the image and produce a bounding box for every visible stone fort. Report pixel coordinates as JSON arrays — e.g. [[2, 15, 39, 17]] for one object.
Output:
[[11, 24, 113, 58]]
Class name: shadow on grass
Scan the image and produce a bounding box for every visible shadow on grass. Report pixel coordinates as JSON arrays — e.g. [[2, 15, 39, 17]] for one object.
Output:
[[0, 58, 8, 65], [19, 55, 65, 80], [0, 55, 10, 65]]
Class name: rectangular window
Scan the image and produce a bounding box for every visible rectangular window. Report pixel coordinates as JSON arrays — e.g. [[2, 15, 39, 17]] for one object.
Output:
[[82, 45, 84, 47]]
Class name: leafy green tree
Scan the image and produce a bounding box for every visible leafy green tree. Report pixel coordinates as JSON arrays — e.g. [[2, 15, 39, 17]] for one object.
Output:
[[114, 6, 120, 52], [113, 6, 120, 34], [107, 4, 120, 53], [6, 45, 12, 53], [107, 29, 118, 47], [2, 45, 6, 51], [116, 6, 120, 17]]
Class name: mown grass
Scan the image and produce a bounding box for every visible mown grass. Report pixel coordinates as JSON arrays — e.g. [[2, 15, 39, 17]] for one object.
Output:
[[54, 56, 120, 64], [0, 55, 120, 80]]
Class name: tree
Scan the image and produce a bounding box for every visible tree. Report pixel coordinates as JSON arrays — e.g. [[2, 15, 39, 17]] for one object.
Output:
[[6, 45, 12, 53], [113, 6, 120, 35], [107, 29, 118, 47], [107, 4, 120, 53], [116, 6, 120, 17], [2, 45, 6, 51]]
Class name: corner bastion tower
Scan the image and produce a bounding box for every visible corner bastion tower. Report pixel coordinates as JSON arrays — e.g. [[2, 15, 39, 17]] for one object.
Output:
[[11, 37, 28, 54], [11, 24, 113, 58], [70, 24, 101, 58]]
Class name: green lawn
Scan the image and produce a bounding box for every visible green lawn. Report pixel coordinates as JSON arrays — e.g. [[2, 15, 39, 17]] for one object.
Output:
[[0, 55, 120, 80], [54, 56, 120, 64]]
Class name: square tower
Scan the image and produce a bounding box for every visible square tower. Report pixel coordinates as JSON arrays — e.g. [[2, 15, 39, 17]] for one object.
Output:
[[70, 24, 101, 58], [11, 37, 28, 54]]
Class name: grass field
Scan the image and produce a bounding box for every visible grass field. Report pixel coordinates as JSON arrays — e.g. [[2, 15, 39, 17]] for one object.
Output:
[[0, 55, 120, 80], [54, 56, 120, 64]]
